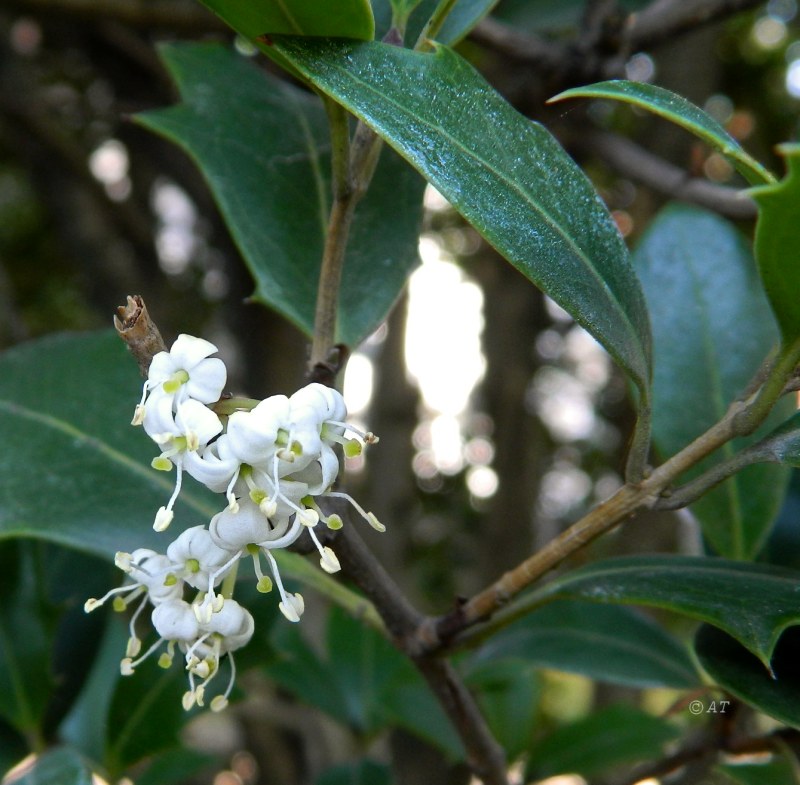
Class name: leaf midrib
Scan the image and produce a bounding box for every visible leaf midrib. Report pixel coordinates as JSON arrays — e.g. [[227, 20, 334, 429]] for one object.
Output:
[[283, 41, 648, 384], [0, 399, 217, 519]]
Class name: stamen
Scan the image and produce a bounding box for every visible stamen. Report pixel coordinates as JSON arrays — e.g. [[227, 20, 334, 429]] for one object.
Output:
[[84, 583, 141, 613], [124, 635, 167, 673], [264, 550, 303, 623], [324, 491, 386, 532], [225, 467, 241, 512], [126, 592, 150, 655], [251, 552, 273, 593], [211, 651, 237, 712], [153, 463, 184, 531], [325, 420, 379, 445], [305, 526, 341, 574], [132, 379, 152, 424]]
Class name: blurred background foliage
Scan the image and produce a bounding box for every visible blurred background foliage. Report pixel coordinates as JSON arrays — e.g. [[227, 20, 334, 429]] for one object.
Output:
[[1, 1, 800, 783]]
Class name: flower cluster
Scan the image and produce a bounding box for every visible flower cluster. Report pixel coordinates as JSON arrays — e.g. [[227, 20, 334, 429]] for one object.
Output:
[[86, 334, 382, 711]]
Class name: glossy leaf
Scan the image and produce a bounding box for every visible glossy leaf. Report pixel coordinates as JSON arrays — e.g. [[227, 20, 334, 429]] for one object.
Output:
[[407, 0, 499, 44], [463, 658, 540, 760], [492, 0, 648, 34], [316, 760, 392, 785], [105, 639, 192, 772], [271, 37, 652, 402], [0, 331, 367, 619], [137, 43, 424, 348], [694, 624, 800, 729], [60, 616, 194, 776], [525, 704, 680, 781], [12, 747, 94, 785], [0, 543, 55, 738], [717, 758, 799, 785], [199, 0, 374, 40], [0, 331, 219, 557], [550, 80, 774, 186], [749, 144, 800, 343], [0, 721, 27, 776], [135, 749, 219, 785], [526, 555, 800, 668], [474, 599, 697, 688], [267, 607, 463, 758], [760, 412, 800, 466], [635, 204, 790, 558], [59, 617, 128, 764]]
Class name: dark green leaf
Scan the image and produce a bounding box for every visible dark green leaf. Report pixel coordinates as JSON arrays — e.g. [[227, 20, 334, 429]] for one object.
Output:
[[463, 658, 540, 759], [266, 607, 463, 758], [550, 81, 774, 185], [634, 204, 790, 558], [316, 760, 392, 785], [59, 616, 128, 765], [761, 412, 800, 466], [0, 331, 220, 557], [694, 624, 800, 729], [475, 599, 697, 688], [407, 0, 498, 44], [492, 0, 648, 33], [199, 0, 374, 40], [105, 638, 194, 773], [525, 704, 680, 780], [60, 615, 197, 776], [13, 747, 94, 785], [0, 720, 28, 776], [137, 43, 423, 347], [717, 758, 799, 785], [750, 144, 800, 343], [267, 620, 355, 728], [271, 37, 652, 402], [0, 543, 54, 738], [0, 331, 357, 611], [135, 747, 219, 785], [527, 555, 800, 668]]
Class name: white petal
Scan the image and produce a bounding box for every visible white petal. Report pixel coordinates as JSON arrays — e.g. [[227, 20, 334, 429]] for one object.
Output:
[[185, 357, 227, 404], [210, 499, 272, 551], [152, 599, 200, 641], [169, 334, 218, 369]]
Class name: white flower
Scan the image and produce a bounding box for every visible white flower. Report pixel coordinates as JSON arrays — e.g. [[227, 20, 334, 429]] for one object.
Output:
[[84, 548, 182, 658], [132, 334, 226, 427], [226, 395, 290, 466], [149, 399, 223, 531], [166, 524, 236, 590], [203, 498, 305, 617], [182, 434, 240, 494]]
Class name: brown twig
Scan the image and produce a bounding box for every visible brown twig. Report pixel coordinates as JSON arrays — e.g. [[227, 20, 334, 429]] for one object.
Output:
[[572, 130, 758, 219], [113, 294, 166, 377], [4, 0, 223, 32], [427, 347, 799, 649], [605, 726, 800, 785], [628, 0, 767, 50], [471, 0, 765, 74], [115, 299, 510, 785]]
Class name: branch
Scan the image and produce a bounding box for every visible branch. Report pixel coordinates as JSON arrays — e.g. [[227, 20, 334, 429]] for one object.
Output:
[[115, 298, 510, 785], [4, 0, 223, 32], [628, 0, 767, 50], [332, 523, 509, 785], [606, 726, 800, 785], [469, 17, 568, 69], [471, 0, 765, 74], [426, 346, 800, 649], [572, 130, 757, 220]]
